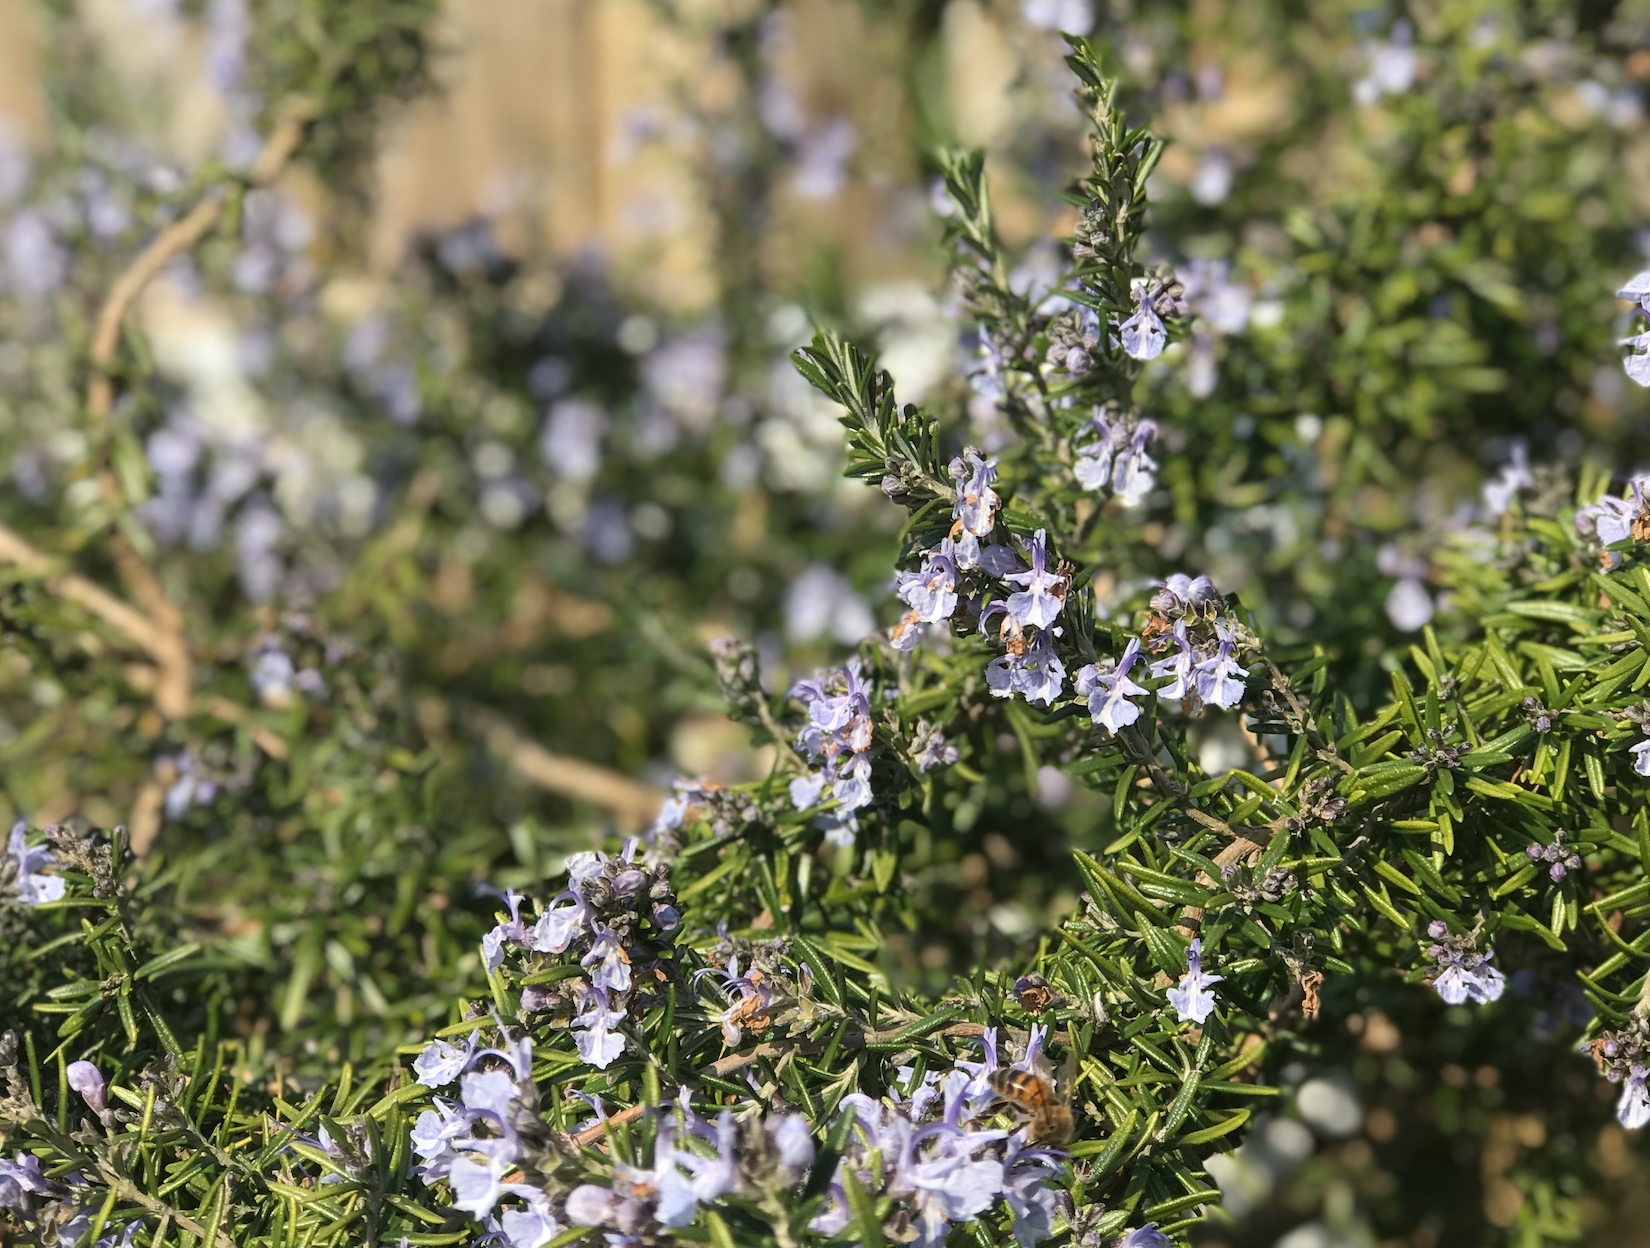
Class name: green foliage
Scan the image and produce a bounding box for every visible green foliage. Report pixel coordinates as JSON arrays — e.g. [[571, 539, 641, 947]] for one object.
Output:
[[8, 1, 1650, 1246]]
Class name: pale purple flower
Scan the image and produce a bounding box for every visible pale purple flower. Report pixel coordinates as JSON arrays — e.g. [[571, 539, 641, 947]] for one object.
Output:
[[1149, 620, 1195, 699], [985, 627, 1067, 708], [681, 1109, 739, 1202], [1385, 578, 1434, 632], [650, 1131, 702, 1228], [890, 609, 926, 652], [7, 823, 64, 905], [1192, 624, 1248, 709], [949, 450, 1001, 539], [450, 1154, 513, 1218], [567, 1125, 698, 1230], [905, 1148, 1005, 1245], [1617, 270, 1650, 308], [1075, 639, 1148, 732], [564, 1183, 620, 1227], [1113, 422, 1159, 505], [1073, 410, 1125, 492], [952, 1027, 1001, 1105], [3, 211, 67, 302], [787, 563, 875, 645], [789, 771, 828, 809], [914, 732, 960, 773], [410, 1099, 469, 1180], [975, 549, 1023, 587], [459, 1069, 520, 1123], [413, 1029, 480, 1088], [89, 1218, 144, 1248], [897, 540, 962, 624], [1117, 1225, 1173, 1248], [770, 1114, 816, 1173], [792, 117, 857, 200], [495, 1203, 562, 1248], [1166, 938, 1222, 1024], [56, 1209, 95, 1247], [1632, 735, 1650, 778], [0, 1152, 49, 1210], [1021, 0, 1093, 33], [832, 751, 872, 812], [66, 1061, 106, 1112], [1002, 1134, 1062, 1245], [573, 985, 627, 1069], [1181, 258, 1251, 335], [1576, 477, 1650, 565], [1118, 301, 1167, 361], [481, 889, 530, 971], [1190, 146, 1234, 205], [529, 889, 590, 955], [540, 398, 607, 481], [1628, 340, 1650, 387], [697, 955, 775, 1046], [581, 924, 633, 993], [1618, 1065, 1650, 1129], [1003, 530, 1066, 629], [1432, 949, 1505, 1005], [790, 661, 876, 822], [1353, 20, 1416, 106], [1074, 413, 1158, 503]]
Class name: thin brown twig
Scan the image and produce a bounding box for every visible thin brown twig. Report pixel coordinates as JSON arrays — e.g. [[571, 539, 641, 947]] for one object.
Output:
[[68, 103, 320, 729], [97, 1167, 237, 1248], [0, 524, 168, 657], [86, 106, 316, 420], [468, 708, 665, 826]]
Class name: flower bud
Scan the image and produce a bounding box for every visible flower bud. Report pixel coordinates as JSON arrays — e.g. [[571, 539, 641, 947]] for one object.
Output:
[[67, 1060, 106, 1112]]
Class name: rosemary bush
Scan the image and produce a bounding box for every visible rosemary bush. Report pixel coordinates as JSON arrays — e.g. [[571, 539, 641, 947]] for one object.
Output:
[[6, 3, 1650, 1247]]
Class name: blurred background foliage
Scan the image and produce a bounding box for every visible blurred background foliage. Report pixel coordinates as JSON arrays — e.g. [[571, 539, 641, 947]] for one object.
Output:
[[4, 0, 1650, 1243]]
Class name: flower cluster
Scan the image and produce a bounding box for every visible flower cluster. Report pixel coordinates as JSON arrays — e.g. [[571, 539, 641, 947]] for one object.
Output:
[[982, 529, 1072, 707], [1423, 921, 1506, 1006], [566, 1093, 815, 1236], [1574, 473, 1650, 569], [1618, 269, 1650, 386], [810, 1027, 1066, 1247], [1073, 408, 1159, 506], [408, 1029, 567, 1246], [1525, 831, 1583, 883], [1588, 1017, 1650, 1129], [789, 659, 877, 845], [472, 842, 680, 1070], [1075, 574, 1249, 733], [693, 934, 813, 1048], [3, 822, 64, 906]]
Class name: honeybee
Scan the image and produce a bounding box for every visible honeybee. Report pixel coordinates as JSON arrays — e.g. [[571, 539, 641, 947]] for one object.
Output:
[[1012, 972, 1058, 1015], [988, 1054, 1075, 1149]]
